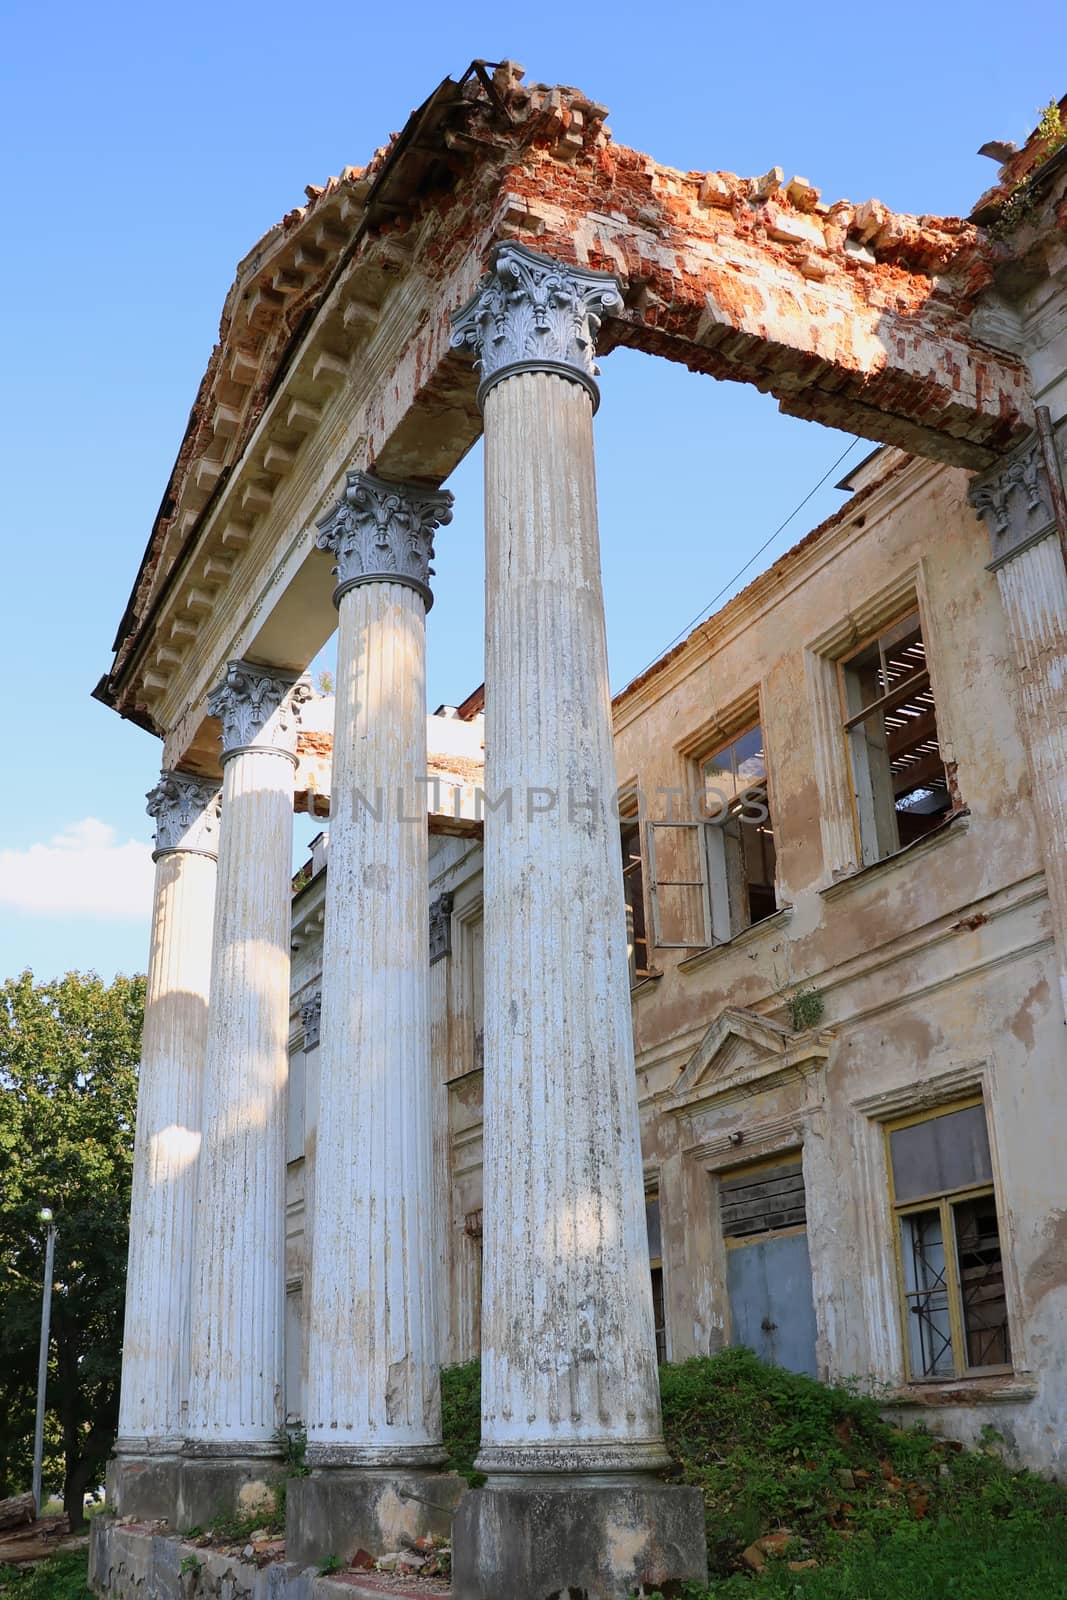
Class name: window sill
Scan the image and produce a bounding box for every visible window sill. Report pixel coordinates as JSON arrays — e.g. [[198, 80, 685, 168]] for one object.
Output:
[[882, 1374, 1035, 1409], [819, 808, 970, 902], [630, 969, 664, 998], [676, 905, 795, 975]]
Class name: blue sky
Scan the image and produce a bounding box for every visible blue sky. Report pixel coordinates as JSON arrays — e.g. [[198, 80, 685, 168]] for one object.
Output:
[[1, 0, 1063, 982]]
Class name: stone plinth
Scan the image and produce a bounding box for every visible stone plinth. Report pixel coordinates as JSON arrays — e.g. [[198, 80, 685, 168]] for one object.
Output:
[[285, 1471, 465, 1568], [176, 1456, 283, 1532], [452, 1480, 708, 1600], [106, 1454, 182, 1525]]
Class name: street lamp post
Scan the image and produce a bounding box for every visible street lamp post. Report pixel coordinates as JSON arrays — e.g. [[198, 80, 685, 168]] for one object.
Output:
[[32, 1208, 56, 1517]]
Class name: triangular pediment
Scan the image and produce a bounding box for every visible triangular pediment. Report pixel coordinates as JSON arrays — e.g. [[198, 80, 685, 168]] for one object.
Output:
[[674, 1007, 794, 1101]]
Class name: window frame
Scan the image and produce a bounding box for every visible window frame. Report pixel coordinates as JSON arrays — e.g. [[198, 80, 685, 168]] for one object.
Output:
[[619, 810, 654, 985], [647, 713, 778, 952], [885, 1096, 1013, 1384], [837, 607, 953, 867]]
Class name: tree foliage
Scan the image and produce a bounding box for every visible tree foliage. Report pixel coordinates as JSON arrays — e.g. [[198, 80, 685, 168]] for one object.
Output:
[[0, 970, 143, 1529]]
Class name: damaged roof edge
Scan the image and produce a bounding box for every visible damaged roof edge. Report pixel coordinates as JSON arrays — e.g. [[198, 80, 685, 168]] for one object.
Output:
[[97, 65, 485, 716]]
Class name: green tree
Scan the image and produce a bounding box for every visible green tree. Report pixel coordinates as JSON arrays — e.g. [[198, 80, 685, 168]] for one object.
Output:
[[0, 970, 143, 1529]]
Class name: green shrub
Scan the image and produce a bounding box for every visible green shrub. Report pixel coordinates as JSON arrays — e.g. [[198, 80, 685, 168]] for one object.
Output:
[[443, 1349, 1067, 1596], [441, 1360, 485, 1486]]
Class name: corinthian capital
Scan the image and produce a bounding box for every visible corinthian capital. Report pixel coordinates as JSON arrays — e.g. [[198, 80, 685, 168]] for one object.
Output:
[[300, 991, 322, 1050], [146, 771, 222, 859], [451, 242, 622, 411], [207, 660, 311, 764], [969, 432, 1057, 568], [315, 471, 454, 611]]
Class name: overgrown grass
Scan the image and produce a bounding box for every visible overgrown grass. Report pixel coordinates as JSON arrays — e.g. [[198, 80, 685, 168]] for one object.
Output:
[[0, 1552, 91, 1600], [441, 1349, 1067, 1598]]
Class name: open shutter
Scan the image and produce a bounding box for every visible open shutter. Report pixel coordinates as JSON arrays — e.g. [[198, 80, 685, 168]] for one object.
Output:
[[646, 820, 714, 950]]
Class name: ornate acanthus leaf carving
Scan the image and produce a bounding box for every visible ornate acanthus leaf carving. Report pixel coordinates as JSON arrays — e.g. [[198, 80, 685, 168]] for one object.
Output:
[[968, 433, 1056, 566], [146, 771, 222, 858], [300, 991, 322, 1050], [315, 470, 454, 610], [207, 660, 311, 760], [450, 241, 622, 409], [429, 891, 455, 964]]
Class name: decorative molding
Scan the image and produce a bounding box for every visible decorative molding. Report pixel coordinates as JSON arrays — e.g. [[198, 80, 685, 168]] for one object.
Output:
[[451, 241, 622, 411], [146, 771, 221, 860], [207, 659, 310, 763], [669, 1005, 834, 1114], [969, 433, 1057, 569], [429, 891, 455, 963], [851, 1060, 989, 1120], [300, 991, 322, 1051], [315, 469, 453, 611]]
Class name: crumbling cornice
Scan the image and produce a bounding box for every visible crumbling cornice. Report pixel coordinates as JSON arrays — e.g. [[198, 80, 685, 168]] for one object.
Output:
[[97, 61, 1040, 738]]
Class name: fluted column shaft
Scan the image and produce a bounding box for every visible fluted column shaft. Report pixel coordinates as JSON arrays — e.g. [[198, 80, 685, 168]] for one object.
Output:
[[117, 776, 219, 1454], [306, 470, 453, 1465], [996, 538, 1067, 1015], [451, 243, 666, 1475], [476, 370, 666, 1472], [307, 583, 441, 1461], [186, 664, 305, 1454], [971, 434, 1067, 1021]]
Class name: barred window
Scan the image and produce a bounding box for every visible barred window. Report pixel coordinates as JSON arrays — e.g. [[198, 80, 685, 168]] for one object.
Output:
[[887, 1100, 1011, 1381]]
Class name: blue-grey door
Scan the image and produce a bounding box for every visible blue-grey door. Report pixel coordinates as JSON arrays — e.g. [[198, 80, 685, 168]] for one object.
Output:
[[725, 1227, 819, 1376], [720, 1156, 818, 1377]]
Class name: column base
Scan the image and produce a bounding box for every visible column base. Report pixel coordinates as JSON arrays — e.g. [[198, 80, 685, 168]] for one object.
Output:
[[286, 1469, 466, 1567], [176, 1455, 282, 1532], [452, 1479, 708, 1600], [107, 1453, 182, 1522]]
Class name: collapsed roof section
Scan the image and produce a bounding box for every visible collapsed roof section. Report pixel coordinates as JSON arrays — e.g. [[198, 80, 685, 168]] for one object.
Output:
[[97, 60, 1034, 739]]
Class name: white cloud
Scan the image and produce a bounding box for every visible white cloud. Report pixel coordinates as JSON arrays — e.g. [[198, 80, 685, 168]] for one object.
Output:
[[0, 819, 154, 921]]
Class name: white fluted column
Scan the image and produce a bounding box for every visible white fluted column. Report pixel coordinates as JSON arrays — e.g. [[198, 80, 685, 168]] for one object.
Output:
[[114, 774, 220, 1502], [185, 662, 308, 1460], [452, 244, 667, 1475], [971, 434, 1067, 1021], [305, 471, 453, 1465]]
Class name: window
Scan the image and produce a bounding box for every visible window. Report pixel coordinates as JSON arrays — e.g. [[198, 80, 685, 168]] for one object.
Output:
[[701, 725, 777, 933], [646, 719, 778, 951], [840, 612, 953, 865], [887, 1099, 1011, 1382], [621, 819, 651, 984], [645, 1194, 667, 1362]]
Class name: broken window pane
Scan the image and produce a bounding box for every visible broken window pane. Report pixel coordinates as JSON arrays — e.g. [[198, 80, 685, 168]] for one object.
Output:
[[953, 1195, 1011, 1370], [841, 612, 953, 865]]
